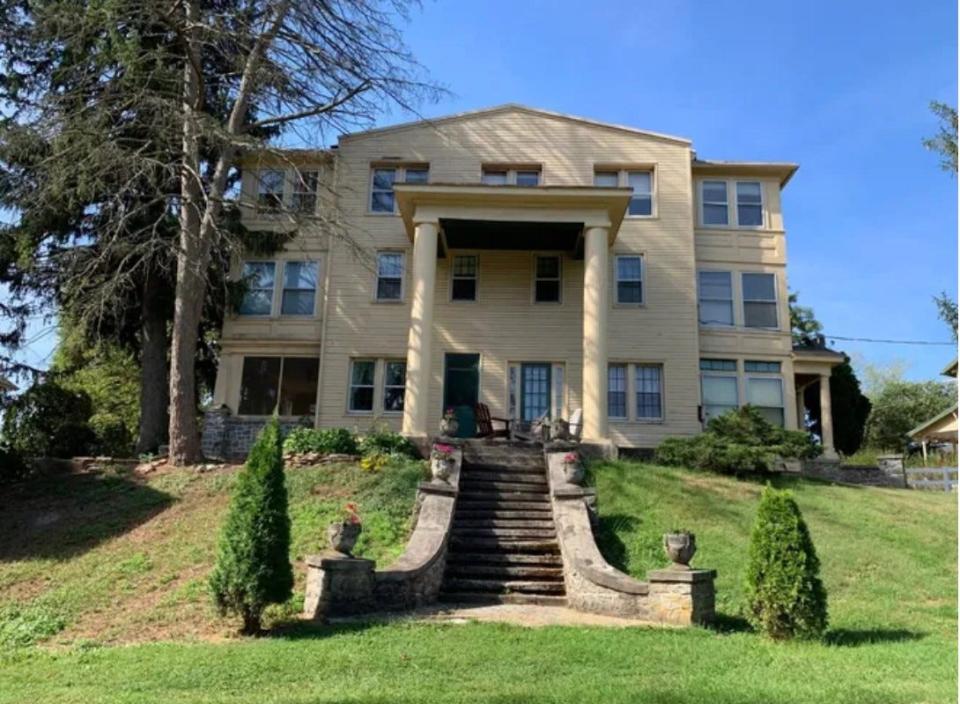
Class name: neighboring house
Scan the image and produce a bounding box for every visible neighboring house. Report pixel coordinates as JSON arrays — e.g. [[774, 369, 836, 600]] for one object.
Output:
[[909, 358, 958, 460], [204, 104, 843, 458]]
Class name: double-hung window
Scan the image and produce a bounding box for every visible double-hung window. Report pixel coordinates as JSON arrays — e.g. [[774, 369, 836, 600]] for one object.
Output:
[[451, 255, 478, 301], [701, 181, 728, 226], [239, 356, 319, 416], [281, 261, 318, 315], [635, 365, 663, 420], [239, 262, 276, 315], [376, 252, 404, 301], [607, 364, 627, 419], [348, 360, 376, 412], [698, 271, 734, 326], [292, 170, 319, 213], [370, 165, 428, 213], [482, 166, 541, 186], [615, 255, 643, 304], [257, 169, 284, 211], [481, 169, 508, 185], [593, 170, 653, 216], [745, 361, 784, 426], [383, 361, 407, 413], [700, 359, 738, 424], [736, 182, 763, 226], [534, 256, 561, 303], [742, 273, 778, 328]]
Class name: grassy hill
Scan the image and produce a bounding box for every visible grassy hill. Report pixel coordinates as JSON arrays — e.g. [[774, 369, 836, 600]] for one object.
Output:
[[0, 459, 955, 703]]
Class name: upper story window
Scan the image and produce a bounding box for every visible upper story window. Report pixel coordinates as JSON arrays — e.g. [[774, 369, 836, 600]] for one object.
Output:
[[742, 273, 778, 328], [615, 255, 643, 304], [698, 271, 734, 326], [239, 260, 319, 317], [534, 255, 561, 303], [700, 181, 728, 226], [292, 170, 319, 213], [239, 262, 276, 315], [451, 255, 478, 301], [257, 169, 284, 211], [700, 179, 765, 228], [369, 164, 429, 213], [736, 182, 763, 227], [376, 251, 405, 301], [481, 165, 541, 186], [594, 169, 653, 216]]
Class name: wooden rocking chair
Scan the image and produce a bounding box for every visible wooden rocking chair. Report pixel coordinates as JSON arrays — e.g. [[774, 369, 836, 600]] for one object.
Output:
[[474, 403, 512, 439]]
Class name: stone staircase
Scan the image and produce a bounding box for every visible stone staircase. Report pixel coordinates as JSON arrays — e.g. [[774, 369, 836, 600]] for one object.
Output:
[[440, 441, 566, 606]]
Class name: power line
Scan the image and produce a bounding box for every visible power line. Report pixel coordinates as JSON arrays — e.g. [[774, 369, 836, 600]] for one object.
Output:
[[823, 334, 956, 347]]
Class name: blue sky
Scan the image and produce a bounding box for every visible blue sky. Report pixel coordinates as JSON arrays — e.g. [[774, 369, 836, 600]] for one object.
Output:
[[9, 0, 958, 383]]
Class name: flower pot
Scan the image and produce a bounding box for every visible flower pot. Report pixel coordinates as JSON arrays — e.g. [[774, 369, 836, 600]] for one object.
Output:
[[439, 417, 459, 437], [563, 461, 584, 486], [328, 522, 362, 556], [663, 532, 696, 569], [431, 457, 452, 483]]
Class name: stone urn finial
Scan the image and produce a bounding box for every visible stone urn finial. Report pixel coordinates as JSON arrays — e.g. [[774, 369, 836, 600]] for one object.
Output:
[[439, 407, 459, 437], [328, 503, 362, 556], [663, 531, 696, 570], [430, 443, 455, 483]]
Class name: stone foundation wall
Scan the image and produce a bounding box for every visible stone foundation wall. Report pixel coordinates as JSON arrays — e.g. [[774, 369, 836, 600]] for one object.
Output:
[[800, 458, 906, 488], [201, 407, 307, 460]]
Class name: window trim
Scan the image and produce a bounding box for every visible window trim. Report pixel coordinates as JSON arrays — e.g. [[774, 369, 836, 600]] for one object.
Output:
[[381, 359, 407, 416], [697, 269, 735, 327], [374, 250, 406, 303], [532, 254, 562, 304], [367, 163, 429, 215], [741, 271, 779, 330], [614, 254, 645, 306], [449, 253, 479, 303], [347, 358, 378, 414], [593, 167, 656, 218]]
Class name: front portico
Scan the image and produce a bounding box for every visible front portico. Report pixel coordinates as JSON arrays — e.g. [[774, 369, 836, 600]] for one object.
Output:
[[394, 184, 631, 445]]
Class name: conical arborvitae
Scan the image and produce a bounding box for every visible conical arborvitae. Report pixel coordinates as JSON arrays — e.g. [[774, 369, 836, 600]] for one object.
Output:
[[745, 485, 828, 640], [209, 418, 293, 634]]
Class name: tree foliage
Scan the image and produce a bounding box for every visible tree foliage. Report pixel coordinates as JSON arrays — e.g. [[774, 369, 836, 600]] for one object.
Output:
[[788, 292, 823, 346], [864, 378, 955, 451], [1, 380, 97, 458], [923, 101, 958, 174], [209, 418, 293, 635], [746, 486, 828, 640], [933, 292, 958, 341]]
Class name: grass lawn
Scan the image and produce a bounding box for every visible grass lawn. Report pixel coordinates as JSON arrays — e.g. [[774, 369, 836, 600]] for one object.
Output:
[[0, 459, 955, 703]]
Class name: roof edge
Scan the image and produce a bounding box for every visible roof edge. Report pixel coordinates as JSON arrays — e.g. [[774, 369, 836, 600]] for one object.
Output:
[[692, 159, 800, 187]]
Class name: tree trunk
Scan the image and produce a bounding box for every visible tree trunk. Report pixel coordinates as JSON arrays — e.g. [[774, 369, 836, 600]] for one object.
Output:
[[135, 269, 169, 455]]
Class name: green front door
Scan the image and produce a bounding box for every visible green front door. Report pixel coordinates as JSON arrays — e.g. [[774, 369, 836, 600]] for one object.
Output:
[[443, 353, 480, 438]]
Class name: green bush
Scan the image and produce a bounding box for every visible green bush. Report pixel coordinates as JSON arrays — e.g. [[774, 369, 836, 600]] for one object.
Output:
[[655, 406, 820, 476], [209, 418, 293, 634], [0, 443, 30, 484], [358, 426, 417, 459], [745, 485, 828, 640], [283, 427, 358, 455], [1, 380, 97, 458]]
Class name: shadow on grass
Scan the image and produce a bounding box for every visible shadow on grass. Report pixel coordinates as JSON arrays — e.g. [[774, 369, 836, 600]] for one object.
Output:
[[824, 628, 925, 647], [0, 471, 174, 562], [268, 618, 393, 641], [593, 513, 639, 574], [707, 612, 754, 634]]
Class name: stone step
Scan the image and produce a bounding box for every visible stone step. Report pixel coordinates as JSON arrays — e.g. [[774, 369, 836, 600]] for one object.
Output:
[[460, 480, 550, 494], [458, 490, 550, 503], [446, 563, 564, 580], [456, 499, 552, 511], [454, 519, 555, 530], [453, 527, 556, 539], [438, 592, 567, 607], [443, 578, 566, 595], [463, 461, 545, 473], [455, 509, 553, 520], [448, 536, 560, 553], [461, 471, 547, 485], [445, 552, 563, 566]]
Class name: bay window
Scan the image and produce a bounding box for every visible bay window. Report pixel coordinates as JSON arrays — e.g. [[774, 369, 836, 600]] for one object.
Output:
[[742, 273, 778, 328], [701, 180, 728, 226], [239, 262, 276, 315], [698, 271, 734, 326]]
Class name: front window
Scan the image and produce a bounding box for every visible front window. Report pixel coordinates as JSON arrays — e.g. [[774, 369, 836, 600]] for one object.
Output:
[[698, 271, 733, 326], [451, 255, 478, 301], [383, 361, 406, 413], [635, 365, 663, 420], [534, 256, 561, 303], [736, 181, 763, 227], [239, 356, 318, 416], [376, 252, 404, 301], [701, 181, 728, 226], [257, 169, 284, 211], [281, 261, 318, 316], [615, 255, 643, 304], [292, 170, 318, 213], [349, 360, 376, 412], [239, 262, 276, 315], [701, 374, 738, 424], [746, 377, 784, 427], [742, 273, 778, 328], [626, 171, 653, 216], [608, 364, 627, 419], [370, 168, 397, 213]]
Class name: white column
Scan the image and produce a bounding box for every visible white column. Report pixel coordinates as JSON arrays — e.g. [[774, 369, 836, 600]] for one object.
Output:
[[582, 226, 610, 442], [819, 374, 837, 459], [402, 221, 439, 437]]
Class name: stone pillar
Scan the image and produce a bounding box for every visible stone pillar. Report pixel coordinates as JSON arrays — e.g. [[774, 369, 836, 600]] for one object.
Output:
[[819, 374, 838, 459], [402, 221, 439, 438], [582, 226, 610, 443], [200, 406, 230, 460], [303, 554, 376, 621], [647, 568, 717, 626]]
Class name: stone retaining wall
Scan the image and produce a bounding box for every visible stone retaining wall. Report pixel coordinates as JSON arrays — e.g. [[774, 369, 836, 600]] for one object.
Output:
[[201, 407, 306, 460], [799, 457, 906, 488]]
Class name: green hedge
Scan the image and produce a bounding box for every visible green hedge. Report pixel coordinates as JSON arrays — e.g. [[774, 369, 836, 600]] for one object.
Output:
[[283, 427, 358, 455]]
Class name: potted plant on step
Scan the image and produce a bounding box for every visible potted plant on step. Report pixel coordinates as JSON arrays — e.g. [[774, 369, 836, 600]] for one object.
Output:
[[328, 503, 362, 556], [439, 407, 459, 437], [563, 451, 584, 485], [663, 529, 696, 569], [431, 443, 455, 483]]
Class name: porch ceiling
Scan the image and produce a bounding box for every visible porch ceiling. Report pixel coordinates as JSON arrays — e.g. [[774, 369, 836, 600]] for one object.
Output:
[[394, 183, 632, 251]]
